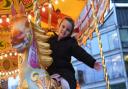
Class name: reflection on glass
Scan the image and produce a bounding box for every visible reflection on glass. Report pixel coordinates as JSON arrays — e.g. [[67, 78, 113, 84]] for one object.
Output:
[[112, 54, 123, 78], [91, 30, 119, 55], [108, 31, 120, 50], [105, 54, 124, 79], [105, 57, 113, 79]]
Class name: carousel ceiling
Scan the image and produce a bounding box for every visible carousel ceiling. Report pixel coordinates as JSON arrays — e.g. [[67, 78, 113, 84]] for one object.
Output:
[[0, 0, 110, 45], [0, 0, 86, 20], [52, 0, 87, 20]]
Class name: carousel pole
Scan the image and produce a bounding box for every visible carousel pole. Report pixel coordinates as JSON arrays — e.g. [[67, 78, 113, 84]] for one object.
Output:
[[33, 0, 41, 27], [32, 0, 52, 88], [33, 0, 44, 69], [91, 0, 111, 89]]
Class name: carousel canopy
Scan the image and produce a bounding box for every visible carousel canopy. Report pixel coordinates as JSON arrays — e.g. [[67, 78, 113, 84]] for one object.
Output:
[[0, 0, 86, 20], [0, 0, 110, 44]]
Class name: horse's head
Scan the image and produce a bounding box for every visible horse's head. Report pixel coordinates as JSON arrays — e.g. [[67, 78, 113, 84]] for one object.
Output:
[[10, 4, 32, 52]]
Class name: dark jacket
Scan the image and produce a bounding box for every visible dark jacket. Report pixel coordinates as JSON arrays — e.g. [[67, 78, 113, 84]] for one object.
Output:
[[47, 34, 96, 89]]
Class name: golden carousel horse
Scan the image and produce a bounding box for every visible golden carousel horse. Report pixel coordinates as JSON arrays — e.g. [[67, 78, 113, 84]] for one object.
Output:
[[10, 5, 61, 89]]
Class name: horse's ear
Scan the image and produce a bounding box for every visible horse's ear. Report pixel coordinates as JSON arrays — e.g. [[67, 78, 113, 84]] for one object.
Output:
[[11, 4, 17, 16], [19, 3, 25, 14]]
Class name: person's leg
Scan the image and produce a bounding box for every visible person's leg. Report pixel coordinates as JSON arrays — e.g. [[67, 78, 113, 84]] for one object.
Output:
[[60, 77, 70, 89], [51, 74, 70, 89]]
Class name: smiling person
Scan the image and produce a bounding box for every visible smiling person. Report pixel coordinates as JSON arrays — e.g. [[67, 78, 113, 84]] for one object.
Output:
[[47, 17, 101, 89]]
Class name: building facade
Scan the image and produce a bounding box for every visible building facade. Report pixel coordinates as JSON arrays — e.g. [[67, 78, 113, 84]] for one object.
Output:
[[72, 1, 128, 89]]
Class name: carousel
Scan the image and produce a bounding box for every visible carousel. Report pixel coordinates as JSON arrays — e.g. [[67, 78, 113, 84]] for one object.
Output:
[[0, 0, 110, 89]]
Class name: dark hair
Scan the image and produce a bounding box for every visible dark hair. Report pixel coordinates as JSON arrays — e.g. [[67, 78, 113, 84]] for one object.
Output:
[[59, 17, 75, 35]]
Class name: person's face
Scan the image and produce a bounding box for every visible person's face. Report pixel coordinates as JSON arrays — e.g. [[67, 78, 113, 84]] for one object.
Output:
[[58, 19, 73, 39]]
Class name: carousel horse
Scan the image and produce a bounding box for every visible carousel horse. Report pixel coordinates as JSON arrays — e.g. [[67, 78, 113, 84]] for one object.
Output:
[[10, 5, 61, 89]]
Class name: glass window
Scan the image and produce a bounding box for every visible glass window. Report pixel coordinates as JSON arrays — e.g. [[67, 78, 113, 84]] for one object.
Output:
[[75, 64, 89, 85], [101, 34, 109, 52], [79, 60, 104, 84], [94, 59, 104, 82], [94, 65, 104, 82], [111, 83, 126, 89], [120, 29, 128, 42], [91, 37, 100, 55], [8, 76, 19, 89], [85, 69, 95, 84], [91, 31, 119, 55], [76, 54, 124, 85], [116, 7, 128, 26], [83, 64, 95, 84], [105, 57, 114, 79], [111, 54, 124, 78], [119, 29, 128, 48], [124, 53, 128, 77], [105, 54, 124, 79], [112, 0, 128, 3], [77, 70, 85, 86], [108, 31, 120, 50]]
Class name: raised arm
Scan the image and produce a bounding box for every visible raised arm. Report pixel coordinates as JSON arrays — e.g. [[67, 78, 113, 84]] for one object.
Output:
[[71, 38, 96, 68]]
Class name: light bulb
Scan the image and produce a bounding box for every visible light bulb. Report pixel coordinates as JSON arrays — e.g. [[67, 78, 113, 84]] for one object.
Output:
[[2, 73, 5, 75], [42, 7, 45, 12], [0, 18, 2, 23], [6, 17, 10, 22], [4, 54, 8, 57], [14, 52, 17, 56], [9, 53, 12, 56], [28, 14, 32, 20], [55, 0, 59, 4], [12, 71, 14, 74], [48, 3, 52, 8], [9, 72, 12, 75], [0, 56, 3, 59]]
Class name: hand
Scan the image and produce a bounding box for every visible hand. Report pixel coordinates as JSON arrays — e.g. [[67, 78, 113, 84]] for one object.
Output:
[[94, 62, 102, 71]]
